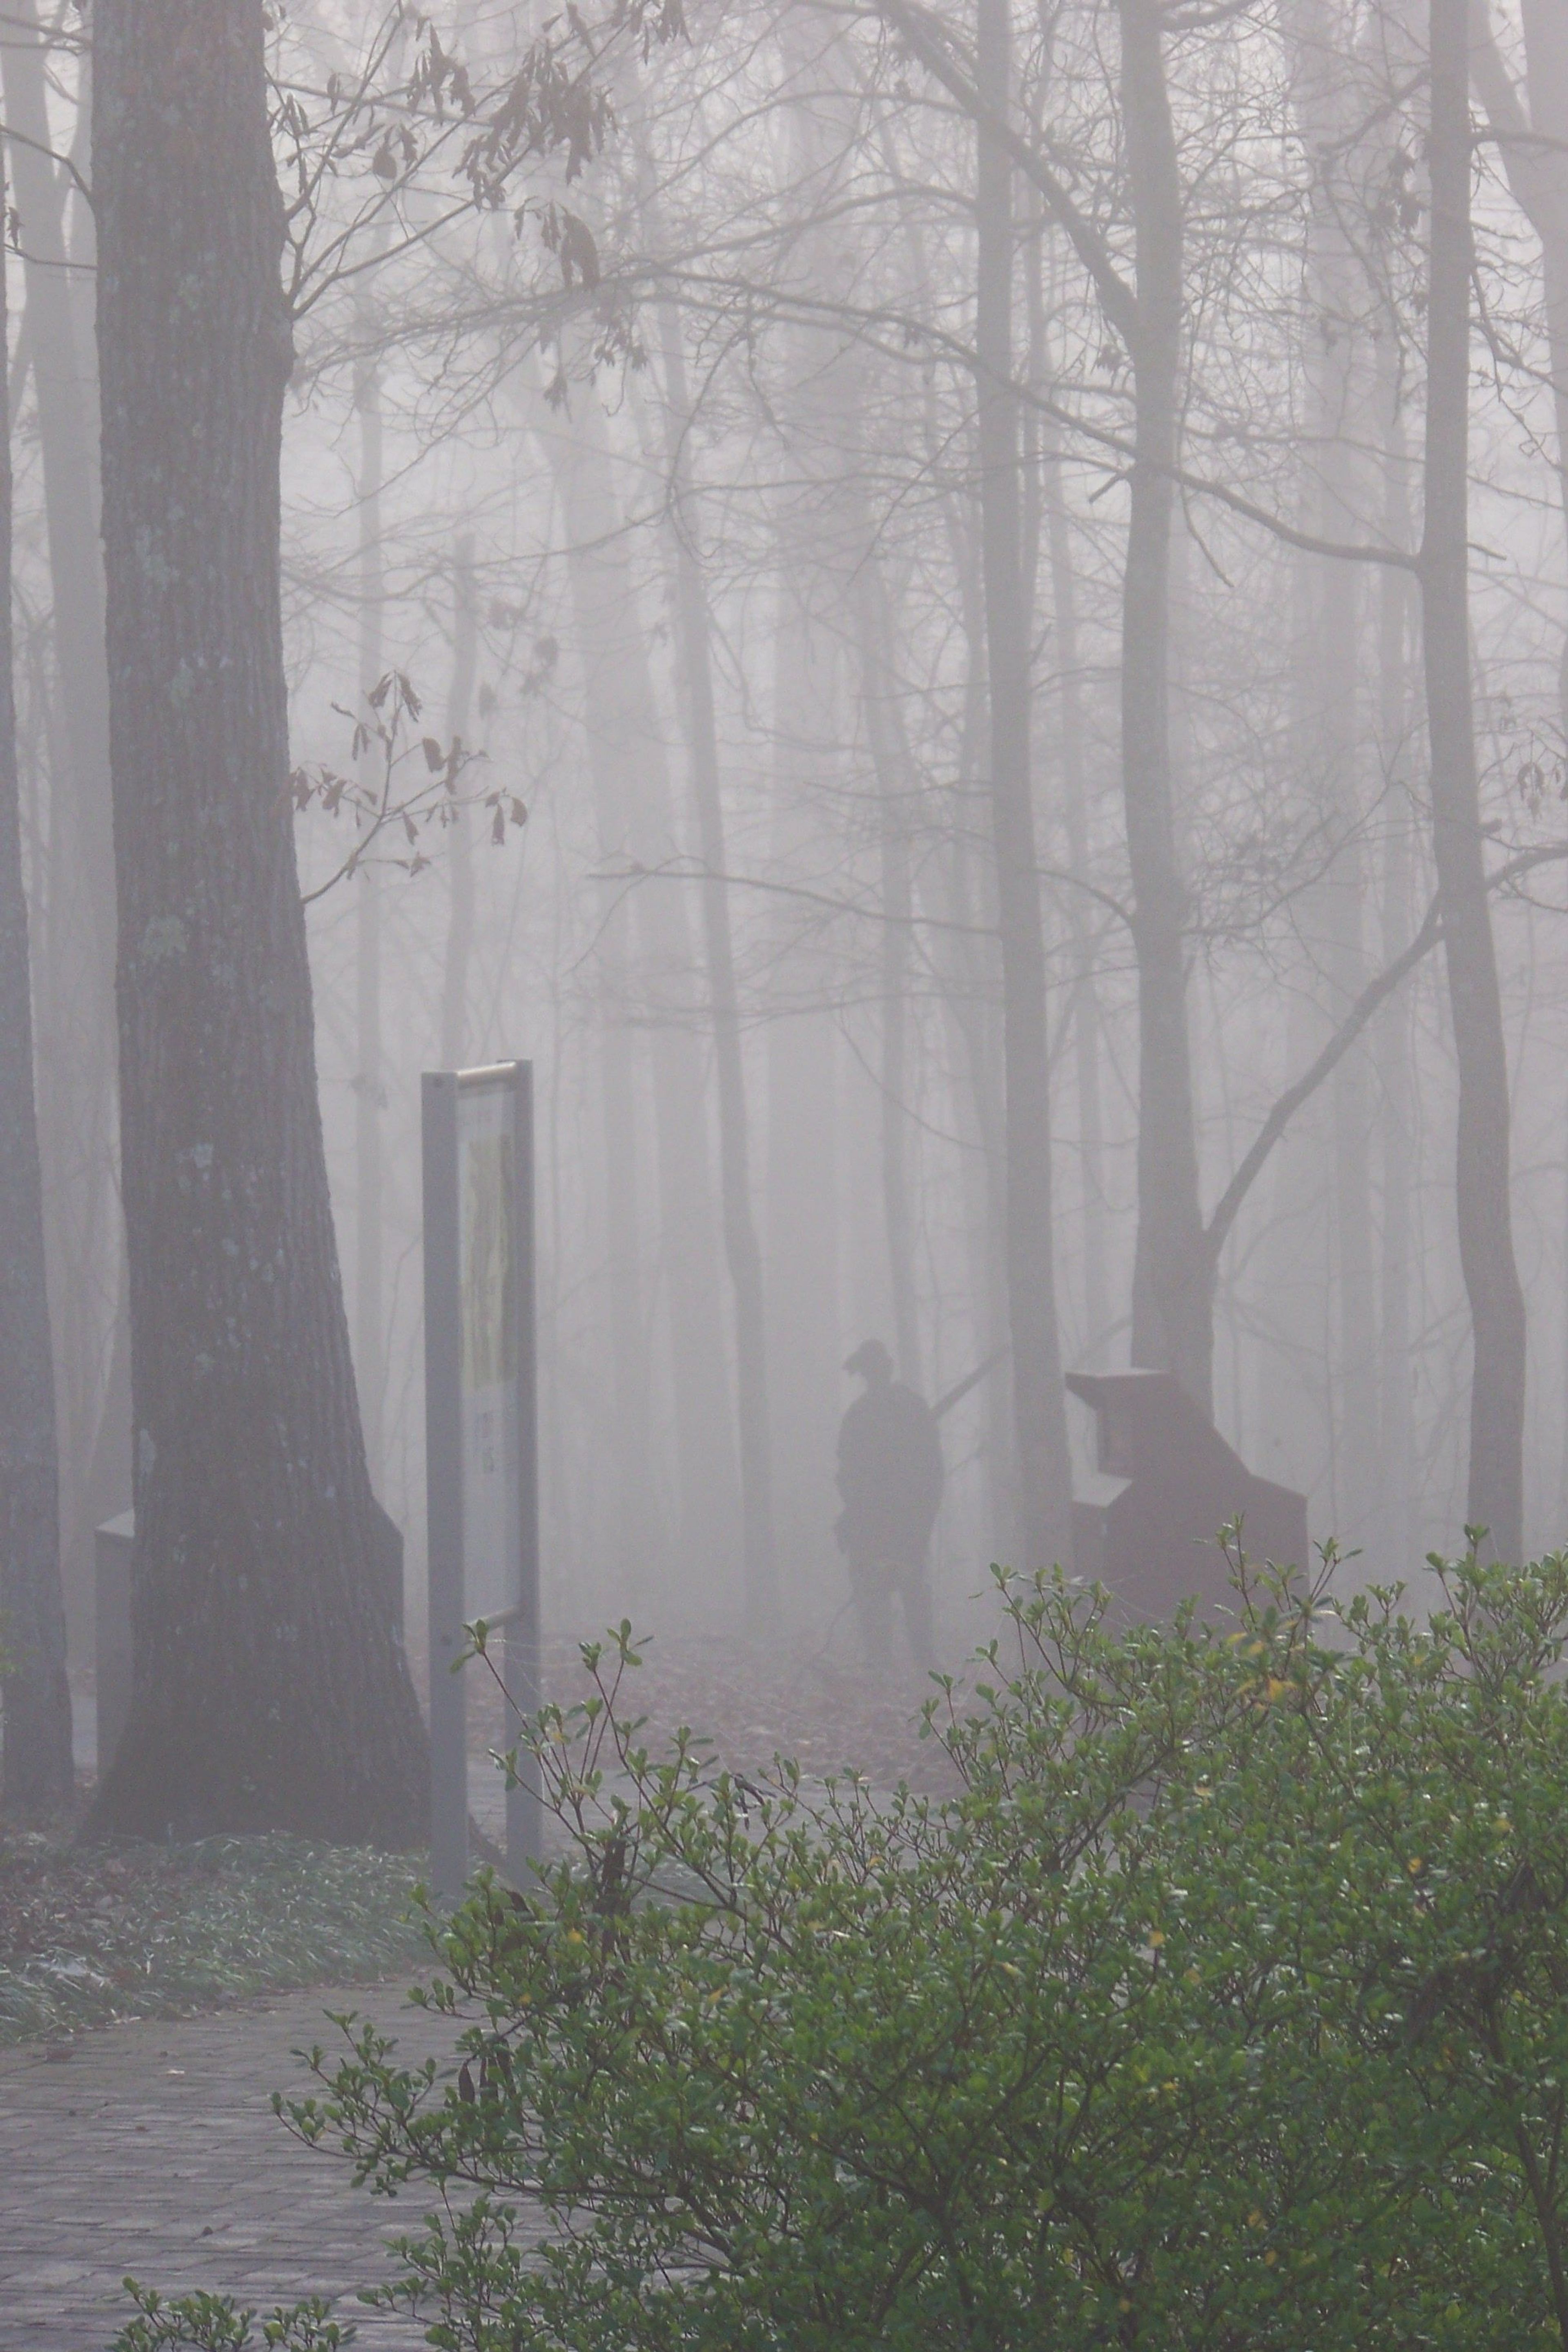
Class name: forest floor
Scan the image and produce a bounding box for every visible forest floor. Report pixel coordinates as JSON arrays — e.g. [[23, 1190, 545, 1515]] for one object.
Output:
[[6, 1624, 955, 2054], [0, 1832, 426, 2051], [464, 1621, 965, 1803]]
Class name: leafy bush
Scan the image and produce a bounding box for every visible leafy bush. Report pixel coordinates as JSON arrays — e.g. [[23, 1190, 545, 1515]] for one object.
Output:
[[210, 1552, 1568, 2345], [114, 2281, 354, 2350]]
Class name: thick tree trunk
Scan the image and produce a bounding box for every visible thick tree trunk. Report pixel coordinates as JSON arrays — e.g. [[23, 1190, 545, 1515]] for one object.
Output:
[[657, 303, 779, 1624], [91, 0, 427, 1841], [1421, 0, 1526, 1557], [0, 232, 71, 1816], [975, 0, 1073, 1570], [1118, 0, 1210, 1413]]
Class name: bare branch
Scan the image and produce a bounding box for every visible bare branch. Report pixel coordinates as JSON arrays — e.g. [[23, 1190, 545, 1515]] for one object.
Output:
[[1203, 844, 1568, 1267]]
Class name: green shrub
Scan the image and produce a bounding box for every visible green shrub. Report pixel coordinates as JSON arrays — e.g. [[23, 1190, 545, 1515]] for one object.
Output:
[[158, 1549, 1568, 2346], [114, 2280, 353, 2349]]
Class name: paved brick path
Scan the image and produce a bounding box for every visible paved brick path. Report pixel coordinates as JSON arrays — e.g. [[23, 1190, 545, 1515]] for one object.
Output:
[[0, 1984, 514, 2352]]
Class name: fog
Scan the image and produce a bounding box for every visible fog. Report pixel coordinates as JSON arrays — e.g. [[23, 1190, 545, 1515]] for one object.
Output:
[[5, 0, 1568, 1817], [13, 1, 1568, 2337], [285, 0, 1568, 1640]]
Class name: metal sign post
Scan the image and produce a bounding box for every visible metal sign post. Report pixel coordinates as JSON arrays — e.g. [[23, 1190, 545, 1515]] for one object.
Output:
[[423, 1061, 541, 1904]]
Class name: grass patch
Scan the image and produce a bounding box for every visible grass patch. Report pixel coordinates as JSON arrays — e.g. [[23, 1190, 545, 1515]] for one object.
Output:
[[0, 1829, 428, 2046]]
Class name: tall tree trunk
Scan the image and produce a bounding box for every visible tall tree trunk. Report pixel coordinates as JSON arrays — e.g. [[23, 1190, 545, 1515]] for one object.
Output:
[[353, 335, 385, 1489], [764, 582, 844, 1601], [439, 538, 477, 1072], [1282, 0, 1381, 1547], [0, 226, 71, 1815], [1376, 358, 1417, 1572], [856, 566, 922, 1388], [91, 0, 427, 1840], [975, 0, 1072, 1569], [1118, 0, 1209, 1412], [596, 975, 656, 1597], [1042, 433, 1109, 1365], [935, 493, 1015, 1552], [4, 0, 128, 1626], [1314, 405, 1380, 1550], [522, 400, 658, 1602], [656, 302, 778, 1624], [1421, 0, 1526, 1557], [543, 393, 738, 1597], [1468, 2, 1568, 1543]]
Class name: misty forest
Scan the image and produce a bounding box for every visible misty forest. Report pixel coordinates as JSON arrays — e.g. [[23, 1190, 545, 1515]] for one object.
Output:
[[11, 0, 1568, 2343]]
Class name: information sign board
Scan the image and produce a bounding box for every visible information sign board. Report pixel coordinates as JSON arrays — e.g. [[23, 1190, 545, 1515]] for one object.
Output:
[[423, 1062, 541, 1900]]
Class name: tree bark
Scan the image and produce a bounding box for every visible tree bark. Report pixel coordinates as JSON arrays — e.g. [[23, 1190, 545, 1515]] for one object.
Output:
[[91, 0, 427, 1840], [656, 301, 779, 1625], [975, 0, 1073, 1570], [1421, 0, 1526, 1558], [1118, 0, 1210, 1413], [0, 220, 71, 1815]]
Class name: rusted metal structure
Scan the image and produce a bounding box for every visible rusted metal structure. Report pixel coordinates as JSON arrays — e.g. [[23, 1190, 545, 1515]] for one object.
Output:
[[1067, 1370, 1309, 1623]]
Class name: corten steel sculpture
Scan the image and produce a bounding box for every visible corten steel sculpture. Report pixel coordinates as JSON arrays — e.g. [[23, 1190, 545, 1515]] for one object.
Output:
[[1067, 1371, 1308, 1623]]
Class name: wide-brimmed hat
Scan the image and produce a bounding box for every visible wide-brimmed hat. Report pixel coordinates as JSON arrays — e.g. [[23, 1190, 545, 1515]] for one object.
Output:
[[844, 1337, 893, 1378]]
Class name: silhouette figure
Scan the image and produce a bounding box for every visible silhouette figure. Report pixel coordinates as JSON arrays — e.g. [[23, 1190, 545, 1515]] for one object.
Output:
[[835, 1339, 943, 1671]]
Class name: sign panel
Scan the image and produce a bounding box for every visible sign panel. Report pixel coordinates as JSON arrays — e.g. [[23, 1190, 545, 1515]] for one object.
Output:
[[423, 1062, 541, 1902]]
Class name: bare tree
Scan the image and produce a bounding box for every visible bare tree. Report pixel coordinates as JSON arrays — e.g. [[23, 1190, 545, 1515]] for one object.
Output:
[[975, 0, 1073, 1565], [656, 295, 780, 1623], [1421, 0, 1526, 1557]]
